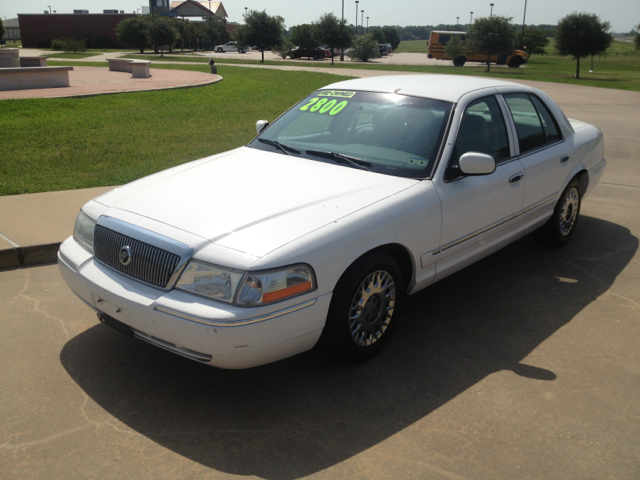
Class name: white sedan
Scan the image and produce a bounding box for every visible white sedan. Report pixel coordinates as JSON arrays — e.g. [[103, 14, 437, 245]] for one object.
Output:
[[59, 75, 606, 369], [214, 41, 245, 53]]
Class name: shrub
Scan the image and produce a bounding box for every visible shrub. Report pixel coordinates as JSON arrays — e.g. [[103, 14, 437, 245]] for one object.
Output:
[[50, 37, 87, 53], [272, 39, 293, 59], [347, 34, 378, 62]]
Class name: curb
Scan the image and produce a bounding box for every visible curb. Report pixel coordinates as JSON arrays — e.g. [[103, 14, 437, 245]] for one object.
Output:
[[0, 243, 60, 270]]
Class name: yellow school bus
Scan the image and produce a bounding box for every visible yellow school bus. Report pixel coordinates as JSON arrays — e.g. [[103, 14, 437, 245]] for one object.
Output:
[[427, 30, 528, 68]]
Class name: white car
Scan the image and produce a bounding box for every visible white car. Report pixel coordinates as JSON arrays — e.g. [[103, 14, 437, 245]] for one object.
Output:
[[59, 75, 606, 369], [214, 41, 245, 53]]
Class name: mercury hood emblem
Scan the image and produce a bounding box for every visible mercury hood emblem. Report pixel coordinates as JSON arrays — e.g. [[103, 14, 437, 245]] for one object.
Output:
[[119, 245, 132, 266]]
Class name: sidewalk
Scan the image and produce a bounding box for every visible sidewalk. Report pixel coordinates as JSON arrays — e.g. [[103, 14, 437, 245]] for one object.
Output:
[[0, 187, 113, 269]]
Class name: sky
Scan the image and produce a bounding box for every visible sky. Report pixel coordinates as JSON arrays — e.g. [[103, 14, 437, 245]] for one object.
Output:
[[1, 0, 638, 32]]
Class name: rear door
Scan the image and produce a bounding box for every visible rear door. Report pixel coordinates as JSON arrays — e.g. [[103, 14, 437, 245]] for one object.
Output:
[[501, 92, 572, 232]]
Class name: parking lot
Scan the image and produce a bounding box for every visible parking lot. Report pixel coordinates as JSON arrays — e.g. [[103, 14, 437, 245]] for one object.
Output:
[[1, 79, 639, 479]]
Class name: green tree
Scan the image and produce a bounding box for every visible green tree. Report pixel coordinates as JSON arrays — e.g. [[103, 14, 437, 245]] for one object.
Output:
[[381, 26, 400, 49], [371, 29, 386, 43], [115, 16, 150, 54], [521, 28, 549, 56], [0, 18, 5, 40], [444, 35, 466, 66], [313, 13, 353, 65], [555, 12, 613, 78], [290, 24, 317, 55], [147, 16, 177, 57], [235, 10, 285, 62], [467, 15, 516, 72], [347, 34, 378, 62]]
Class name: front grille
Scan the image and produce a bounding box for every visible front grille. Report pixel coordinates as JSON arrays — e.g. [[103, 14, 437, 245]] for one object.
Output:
[[94, 225, 181, 288]]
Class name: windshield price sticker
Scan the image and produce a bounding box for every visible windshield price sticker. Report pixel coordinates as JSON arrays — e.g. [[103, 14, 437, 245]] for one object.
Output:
[[299, 97, 349, 116], [317, 90, 356, 98]]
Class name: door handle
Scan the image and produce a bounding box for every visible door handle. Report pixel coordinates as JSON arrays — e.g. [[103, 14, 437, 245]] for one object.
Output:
[[509, 173, 523, 184], [560, 155, 570, 163]]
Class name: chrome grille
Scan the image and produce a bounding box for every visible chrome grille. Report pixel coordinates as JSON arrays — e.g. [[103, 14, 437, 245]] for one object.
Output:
[[94, 225, 181, 288]]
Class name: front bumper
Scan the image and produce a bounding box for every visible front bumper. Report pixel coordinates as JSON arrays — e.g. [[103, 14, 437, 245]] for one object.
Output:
[[58, 236, 331, 369]]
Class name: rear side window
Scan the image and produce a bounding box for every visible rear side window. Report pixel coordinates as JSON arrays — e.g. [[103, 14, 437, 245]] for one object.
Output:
[[439, 35, 451, 45], [504, 93, 562, 154]]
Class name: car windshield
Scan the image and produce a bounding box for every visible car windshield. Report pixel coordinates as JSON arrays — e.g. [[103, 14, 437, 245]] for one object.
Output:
[[248, 90, 453, 178]]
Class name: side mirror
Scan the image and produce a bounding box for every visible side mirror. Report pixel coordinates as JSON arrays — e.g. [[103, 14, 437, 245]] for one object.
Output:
[[458, 152, 496, 175], [256, 120, 269, 135]]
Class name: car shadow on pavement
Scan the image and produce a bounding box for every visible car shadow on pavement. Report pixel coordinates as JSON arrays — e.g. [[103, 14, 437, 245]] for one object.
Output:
[[60, 215, 637, 479]]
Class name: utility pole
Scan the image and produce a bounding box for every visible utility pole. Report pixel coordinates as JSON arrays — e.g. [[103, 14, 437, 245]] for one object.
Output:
[[355, 1, 359, 35], [361, 10, 364, 35], [520, 0, 528, 46], [490, 3, 494, 17], [366, 16, 369, 33]]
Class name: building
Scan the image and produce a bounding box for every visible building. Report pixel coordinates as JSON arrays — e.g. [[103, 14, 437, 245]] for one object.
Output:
[[19, 13, 138, 48], [2, 18, 21, 43]]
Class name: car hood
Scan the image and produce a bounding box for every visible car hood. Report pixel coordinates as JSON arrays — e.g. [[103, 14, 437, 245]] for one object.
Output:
[[95, 147, 420, 258]]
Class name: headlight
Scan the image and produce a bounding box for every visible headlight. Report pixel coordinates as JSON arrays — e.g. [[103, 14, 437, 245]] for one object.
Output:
[[73, 211, 96, 253], [175, 260, 244, 303], [236, 265, 315, 306], [175, 262, 315, 306]]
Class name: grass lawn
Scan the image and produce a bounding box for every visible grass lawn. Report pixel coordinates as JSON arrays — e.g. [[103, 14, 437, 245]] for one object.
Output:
[[44, 53, 103, 59], [394, 40, 429, 53], [0, 65, 352, 196]]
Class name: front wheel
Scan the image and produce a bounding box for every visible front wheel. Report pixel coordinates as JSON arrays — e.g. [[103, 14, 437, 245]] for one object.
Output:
[[319, 253, 404, 361], [312, 53, 319, 60], [217, 47, 223, 53], [535, 179, 582, 247]]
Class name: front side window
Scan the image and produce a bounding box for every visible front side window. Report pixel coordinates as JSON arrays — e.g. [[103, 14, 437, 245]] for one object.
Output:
[[504, 93, 562, 154], [446, 95, 511, 180], [250, 90, 453, 179]]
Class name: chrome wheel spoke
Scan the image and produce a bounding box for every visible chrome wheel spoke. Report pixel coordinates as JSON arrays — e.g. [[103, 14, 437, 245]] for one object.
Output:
[[348, 270, 396, 347]]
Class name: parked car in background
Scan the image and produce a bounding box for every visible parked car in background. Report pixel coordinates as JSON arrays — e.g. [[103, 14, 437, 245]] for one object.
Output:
[[290, 47, 331, 60], [378, 44, 388, 56], [214, 41, 246, 53], [59, 75, 605, 370]]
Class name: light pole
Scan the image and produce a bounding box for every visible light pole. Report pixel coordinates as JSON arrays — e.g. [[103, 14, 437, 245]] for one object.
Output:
[[366, 16, 369, 33], [470, 12, 473, 25], [490, 3, 494, 17], [341, 0, 345, 61], [456, 17, 459, 30], [361, 10, 364, 35], [520, 0, 528, 46], [47, 5, 51, 14], [355, 1, 359, 35], [244, 7, 247, 20]]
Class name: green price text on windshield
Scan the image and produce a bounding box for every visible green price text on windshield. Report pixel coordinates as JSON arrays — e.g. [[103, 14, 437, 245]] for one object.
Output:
[[299, 98, 348, 116]]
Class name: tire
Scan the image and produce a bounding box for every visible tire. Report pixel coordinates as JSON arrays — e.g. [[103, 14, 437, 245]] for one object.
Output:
[[535, 179, 582, 247], [508, 57, 523, 68], [320, 253, 404, 361], [238, 48, 245, 54], [313, 53, 319, 60], [217, 48, 223, 53], [453, 56, 466, 67]]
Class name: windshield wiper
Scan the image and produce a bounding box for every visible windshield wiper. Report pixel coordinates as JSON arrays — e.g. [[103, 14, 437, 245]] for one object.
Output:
[[258, 138, 300, 155], [305, 150, 372, 171]]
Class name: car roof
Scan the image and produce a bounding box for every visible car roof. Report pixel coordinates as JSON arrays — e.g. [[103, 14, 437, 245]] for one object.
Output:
[[321, 74, 525, 103]]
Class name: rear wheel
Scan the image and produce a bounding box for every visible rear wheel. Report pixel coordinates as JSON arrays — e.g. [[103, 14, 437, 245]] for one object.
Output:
[[313, 53, 319, 60], [453, 56, 466, 67], [320, 253, 404, 361], [535, 179, 582, 246], [238, 48, 245, 53]]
